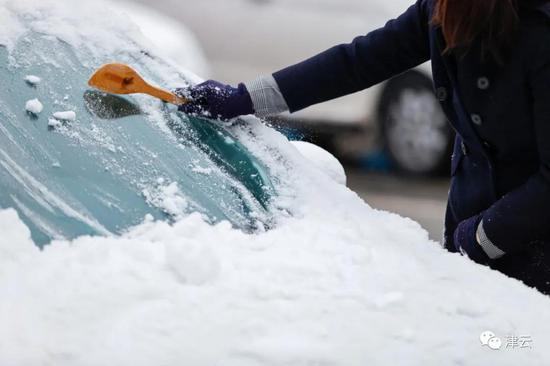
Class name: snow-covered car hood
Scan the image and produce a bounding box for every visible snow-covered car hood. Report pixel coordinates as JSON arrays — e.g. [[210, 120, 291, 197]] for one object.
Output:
[[1, 1, 550, 365]]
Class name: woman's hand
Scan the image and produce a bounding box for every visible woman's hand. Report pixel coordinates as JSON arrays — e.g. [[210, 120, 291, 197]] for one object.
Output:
[[175, 80, 254, 121]]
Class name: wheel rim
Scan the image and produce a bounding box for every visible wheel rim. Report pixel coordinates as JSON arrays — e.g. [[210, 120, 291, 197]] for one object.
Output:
[[385, 88, 449, 173]]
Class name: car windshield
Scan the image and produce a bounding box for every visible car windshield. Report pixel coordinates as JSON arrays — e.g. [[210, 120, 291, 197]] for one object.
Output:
[[0, 30, 274, 246]]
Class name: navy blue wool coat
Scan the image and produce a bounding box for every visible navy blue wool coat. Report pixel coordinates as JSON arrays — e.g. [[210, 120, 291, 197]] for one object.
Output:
[[272, 0, 550, 293]]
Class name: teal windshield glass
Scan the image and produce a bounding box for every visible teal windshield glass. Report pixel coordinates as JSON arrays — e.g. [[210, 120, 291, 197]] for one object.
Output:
[[0, 32, 274, 247]]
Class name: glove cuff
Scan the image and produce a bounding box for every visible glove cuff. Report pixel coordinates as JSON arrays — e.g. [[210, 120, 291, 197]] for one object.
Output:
[[244, 75, 290, 117], [454, 214, 490, 265]]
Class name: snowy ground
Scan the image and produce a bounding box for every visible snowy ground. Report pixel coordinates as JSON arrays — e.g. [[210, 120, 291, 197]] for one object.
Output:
[[1, 0, 550, 365]]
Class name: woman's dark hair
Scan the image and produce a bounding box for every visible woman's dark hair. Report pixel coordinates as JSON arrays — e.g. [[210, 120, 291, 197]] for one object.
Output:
[[432, 0, 520, 61]]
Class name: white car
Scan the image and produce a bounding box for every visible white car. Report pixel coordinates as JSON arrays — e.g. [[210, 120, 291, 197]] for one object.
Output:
[[2, 1, 550, 364], [130, 0, 453, 175]]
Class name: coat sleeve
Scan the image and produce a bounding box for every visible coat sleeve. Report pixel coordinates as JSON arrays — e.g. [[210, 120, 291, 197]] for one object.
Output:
[[480, 32, 550, 255], [272, 0, 431, 113]]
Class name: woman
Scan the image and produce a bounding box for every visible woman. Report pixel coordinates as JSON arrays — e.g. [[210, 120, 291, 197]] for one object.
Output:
[[177, 0, 550, 295]]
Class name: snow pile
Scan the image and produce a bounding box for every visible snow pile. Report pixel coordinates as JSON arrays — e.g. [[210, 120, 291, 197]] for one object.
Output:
[[24, 74, 41, 85], [24, 98, 43, 114], [291, 141, 347, 185], [2, 119, 550, 365]]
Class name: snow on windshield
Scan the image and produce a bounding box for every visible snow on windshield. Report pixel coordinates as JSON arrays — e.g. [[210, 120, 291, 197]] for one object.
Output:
[[0, 0, 277, 243], [1, 0, 550, 365], [0, 0, 199, 86]]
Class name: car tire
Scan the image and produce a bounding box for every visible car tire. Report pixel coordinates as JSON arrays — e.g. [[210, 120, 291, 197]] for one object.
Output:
[[378, 70, 453, 176]]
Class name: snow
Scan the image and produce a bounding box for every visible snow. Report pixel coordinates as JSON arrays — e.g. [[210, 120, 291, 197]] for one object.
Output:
[[142, 181, 190, 220], [52, 110, 76, 121], [47, 118, 61, 128], [2, 188, 550, 365], [1, 0, 550, 365], [0, 0, 200, 86], [24, 98, 43, 114], [191, 166, 214, 175], [109, 1, 210, 80], [24, 74, 41, 85], [290, 141, 346, 185]]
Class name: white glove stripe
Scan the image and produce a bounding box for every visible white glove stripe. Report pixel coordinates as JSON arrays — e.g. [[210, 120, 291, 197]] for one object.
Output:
[[477, 221, 506, 259], [244, 75, 289, 118]]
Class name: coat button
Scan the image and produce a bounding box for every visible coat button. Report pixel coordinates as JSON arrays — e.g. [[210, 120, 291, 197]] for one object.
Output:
[[461, 141, 468, 155], [471, 113, 483, 125], [477, 77, 490, 90], [436, 87, 447, 101]]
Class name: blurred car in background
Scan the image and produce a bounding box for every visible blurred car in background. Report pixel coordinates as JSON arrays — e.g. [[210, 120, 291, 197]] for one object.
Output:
[[125, 0, 453, 175]]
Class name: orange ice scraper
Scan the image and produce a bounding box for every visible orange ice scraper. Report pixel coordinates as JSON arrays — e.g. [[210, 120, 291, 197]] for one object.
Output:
[[88, 63, 188, 105]]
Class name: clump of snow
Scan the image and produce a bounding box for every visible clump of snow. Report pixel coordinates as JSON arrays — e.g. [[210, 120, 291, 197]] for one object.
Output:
[[24, 74, 41, 85], [142, 181, 190, 219], [290, 140, 347, 185], [24, 98, 43, 115], [47, 118, 62, 128], [52, 110, 76, 121]]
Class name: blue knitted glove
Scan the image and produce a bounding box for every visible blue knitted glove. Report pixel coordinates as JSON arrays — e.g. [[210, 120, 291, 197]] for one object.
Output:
[[453, 213, 491, 265], [175, 80, 254, 120]]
